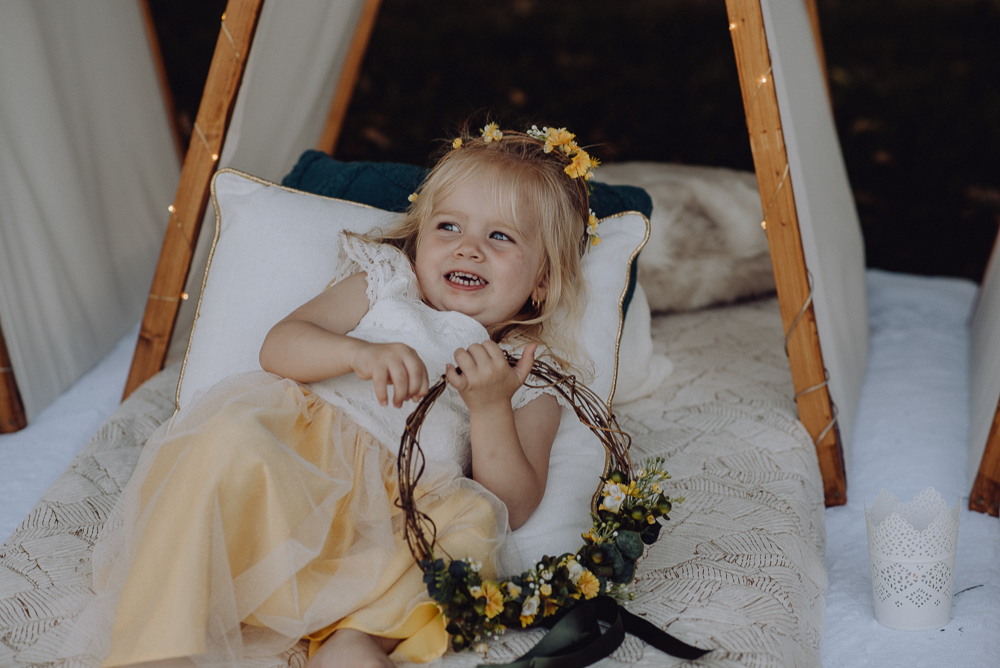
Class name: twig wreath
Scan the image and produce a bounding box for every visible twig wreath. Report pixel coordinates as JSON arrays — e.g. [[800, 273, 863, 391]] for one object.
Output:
[[396, 354, 688, 657]]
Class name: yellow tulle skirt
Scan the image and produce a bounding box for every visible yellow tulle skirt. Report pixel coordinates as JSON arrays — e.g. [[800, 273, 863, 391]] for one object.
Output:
[[70, 372, 505, 668]]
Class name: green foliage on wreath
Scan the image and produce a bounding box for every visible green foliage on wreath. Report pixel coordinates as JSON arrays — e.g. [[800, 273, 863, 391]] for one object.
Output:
[[421, 457, 682, 654]]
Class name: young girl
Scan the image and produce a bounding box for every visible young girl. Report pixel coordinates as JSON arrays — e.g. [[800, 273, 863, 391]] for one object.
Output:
[[75, 123, 596, 668]]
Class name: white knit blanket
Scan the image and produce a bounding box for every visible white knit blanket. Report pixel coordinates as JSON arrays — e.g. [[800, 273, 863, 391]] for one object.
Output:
[[0, 296, 826, 668]]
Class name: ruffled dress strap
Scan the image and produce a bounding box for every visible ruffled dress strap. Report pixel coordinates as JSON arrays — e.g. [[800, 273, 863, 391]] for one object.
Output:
[[502, 344, 575, 412], [331, 233, 420, 303]]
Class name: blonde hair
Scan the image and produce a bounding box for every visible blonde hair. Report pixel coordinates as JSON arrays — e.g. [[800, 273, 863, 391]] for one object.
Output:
[[375, 127, 590, 375]]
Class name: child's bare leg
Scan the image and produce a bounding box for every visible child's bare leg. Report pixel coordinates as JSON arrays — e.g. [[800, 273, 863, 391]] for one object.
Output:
[[306, 628, 398, 668]]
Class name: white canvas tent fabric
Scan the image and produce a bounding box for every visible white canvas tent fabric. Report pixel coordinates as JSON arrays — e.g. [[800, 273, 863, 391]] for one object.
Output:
[[0, 0, 179, 420], [759, 0, 870, 467], [169, 0, 370, 363], [167, 2, 869, 490]]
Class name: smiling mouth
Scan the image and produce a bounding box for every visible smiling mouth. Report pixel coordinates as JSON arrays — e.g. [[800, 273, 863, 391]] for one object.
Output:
[[446, 271, 487, 287]]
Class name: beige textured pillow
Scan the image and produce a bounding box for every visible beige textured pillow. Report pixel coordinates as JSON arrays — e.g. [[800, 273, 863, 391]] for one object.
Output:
[[596, 161, 776, 313]]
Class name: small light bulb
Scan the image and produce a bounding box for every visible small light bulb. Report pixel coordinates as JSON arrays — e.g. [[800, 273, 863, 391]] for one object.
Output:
[[168, 204, 175, 213], [221, 12, 226, 20], [760, 76, 767, 84], [729, 22, 736, 30], [761, 220, 767, 230], [212, 153, 219, 161], [181, 292, 189, 301]]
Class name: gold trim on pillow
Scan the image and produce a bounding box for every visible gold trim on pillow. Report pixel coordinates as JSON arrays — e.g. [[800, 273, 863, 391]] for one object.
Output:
[[599, 210, 650, 411], [591, 210, 650, 506]]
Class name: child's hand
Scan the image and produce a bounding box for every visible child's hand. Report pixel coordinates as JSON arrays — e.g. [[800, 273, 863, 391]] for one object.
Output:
[[351, 341, 429, 408], [445, 342, 537, 413]]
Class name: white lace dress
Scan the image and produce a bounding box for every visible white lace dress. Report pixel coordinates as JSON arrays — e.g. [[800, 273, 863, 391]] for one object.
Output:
[[66, 235, 545, 668]]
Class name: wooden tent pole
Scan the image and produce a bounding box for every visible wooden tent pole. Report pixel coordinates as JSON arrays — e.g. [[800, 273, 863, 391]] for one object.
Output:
[[970, 235, 1000, 516], [725, 0, 847, 506], [123, 0, 265, 400], [802, 0, 831, 100], [139, 0, 185, 164], [0, 320, 27, 433], [316, 0, 384, 155], [970, 405, 1000, 516]]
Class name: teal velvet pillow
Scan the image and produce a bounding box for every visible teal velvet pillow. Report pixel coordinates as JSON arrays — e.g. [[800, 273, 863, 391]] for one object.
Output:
[[282, 150, 652, 315]]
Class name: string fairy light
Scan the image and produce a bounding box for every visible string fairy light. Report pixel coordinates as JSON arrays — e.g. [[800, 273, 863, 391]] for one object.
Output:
[[219, 13, 241, 60], [740, 41, 839, 449]]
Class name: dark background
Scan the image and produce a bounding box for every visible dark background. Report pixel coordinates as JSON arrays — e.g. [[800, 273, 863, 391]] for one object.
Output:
[[149, 0, 1000, 282]]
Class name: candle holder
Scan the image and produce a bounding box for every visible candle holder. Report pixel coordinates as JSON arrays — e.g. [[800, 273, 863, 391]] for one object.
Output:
[[865, 487, 960, 630]]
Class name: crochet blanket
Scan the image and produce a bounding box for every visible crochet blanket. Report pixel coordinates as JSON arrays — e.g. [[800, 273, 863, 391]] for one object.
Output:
[[0, 296, 825, 668]]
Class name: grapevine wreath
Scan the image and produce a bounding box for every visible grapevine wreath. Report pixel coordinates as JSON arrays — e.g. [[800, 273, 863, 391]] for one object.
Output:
[[397, 355, 710, 665]]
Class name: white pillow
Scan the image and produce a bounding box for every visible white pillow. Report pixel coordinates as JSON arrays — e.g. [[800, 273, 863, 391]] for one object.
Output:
[[179, 168, 649, 566]]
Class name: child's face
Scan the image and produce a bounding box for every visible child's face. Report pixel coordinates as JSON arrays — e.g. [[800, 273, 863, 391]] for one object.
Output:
[[414, 171, 547, 328]]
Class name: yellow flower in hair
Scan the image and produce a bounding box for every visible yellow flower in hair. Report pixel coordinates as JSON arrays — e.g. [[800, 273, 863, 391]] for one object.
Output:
[[482, 581, 504, 619], [564, 149, 597, 180], [408, 192, 419, 202], [452, 137, 463, 149], [545, 127, 577, 153], [586, 212, 602, 251], [482, 123, 503, 142]]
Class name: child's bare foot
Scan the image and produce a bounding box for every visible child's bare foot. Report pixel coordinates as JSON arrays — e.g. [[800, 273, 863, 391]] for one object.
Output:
[[305, 628, 397, 668]]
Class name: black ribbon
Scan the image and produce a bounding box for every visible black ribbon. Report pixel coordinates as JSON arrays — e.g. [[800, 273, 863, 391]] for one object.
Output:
[[478, 596, 710, 668]]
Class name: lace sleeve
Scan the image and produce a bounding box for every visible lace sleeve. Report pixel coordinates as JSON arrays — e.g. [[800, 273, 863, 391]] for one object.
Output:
[[333, 233, 420, 303], [508, 349, 575, 412]]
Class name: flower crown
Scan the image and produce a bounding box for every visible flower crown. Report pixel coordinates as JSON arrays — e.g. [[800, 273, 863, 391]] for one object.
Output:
[[443, 123, 603, 251]]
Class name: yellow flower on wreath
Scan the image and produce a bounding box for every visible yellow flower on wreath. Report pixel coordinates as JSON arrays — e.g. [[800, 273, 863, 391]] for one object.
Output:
[[482, 581, 504, 619], [577, 570, 600, 599], [519, 595, 540, 627]]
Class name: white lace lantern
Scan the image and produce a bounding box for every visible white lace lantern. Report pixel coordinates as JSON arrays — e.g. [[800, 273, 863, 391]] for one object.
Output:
[[865, 487, 960, 630]]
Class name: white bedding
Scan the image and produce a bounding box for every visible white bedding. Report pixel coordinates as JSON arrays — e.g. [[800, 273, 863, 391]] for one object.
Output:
[[2, 269, 998, 666]]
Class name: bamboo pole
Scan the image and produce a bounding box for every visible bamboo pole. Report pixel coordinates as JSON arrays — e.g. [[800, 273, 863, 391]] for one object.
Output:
[[0, 320, 26, 433], [725, 0, 847, 506], [123, 0, 264, 400], [316, 0, 384, 155]]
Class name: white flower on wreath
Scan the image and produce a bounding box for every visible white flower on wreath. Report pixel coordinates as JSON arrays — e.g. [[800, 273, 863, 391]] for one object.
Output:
[[521, 595, 540, 617], [567, 559, 586, 584], [600, 481, 627, 513]]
